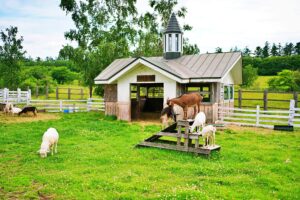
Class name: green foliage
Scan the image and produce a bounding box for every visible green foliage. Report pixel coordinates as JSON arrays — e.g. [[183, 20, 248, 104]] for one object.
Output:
[[0, 26, 25, 89], [51, 67, 78, 84], [242, 64, 258, 87], [215, 47, 222, 53], [0, 112, 299, 199], [93, 85, 104, 97], [243, 55, 300, 75], [183, 38, 200, 55], [262, 41, 270, 58], [268, 70, 300, 91]]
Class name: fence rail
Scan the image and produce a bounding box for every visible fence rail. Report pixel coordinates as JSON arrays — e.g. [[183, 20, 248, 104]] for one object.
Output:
[[0, 88, 31, 103], [235, 89, 298, 110], [30, 98, 104, 112], [219, 99, 300, 128]]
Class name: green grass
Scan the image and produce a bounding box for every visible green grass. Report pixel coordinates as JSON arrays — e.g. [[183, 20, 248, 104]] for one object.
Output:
[[251, 76, 275, 90], [0, 113, 299, 199]]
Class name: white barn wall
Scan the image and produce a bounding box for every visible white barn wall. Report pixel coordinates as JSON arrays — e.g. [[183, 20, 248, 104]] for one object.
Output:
[[116, 64, 177, 120]]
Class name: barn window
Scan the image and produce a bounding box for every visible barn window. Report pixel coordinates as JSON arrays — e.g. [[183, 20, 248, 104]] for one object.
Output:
[[175, 34, 179, 51], [137, 75, 155, 82], [168, 34, 172, 51], [148, 87, 164, 98], [130, 85, 137, 99], [186, 83, 212, 102], [224, 85, 234, 100]]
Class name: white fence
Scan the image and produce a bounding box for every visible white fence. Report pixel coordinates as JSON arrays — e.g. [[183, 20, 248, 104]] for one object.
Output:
[[30, 98, 104, 112], [0, 88, 31, 103], [218, 99, 300, 128]]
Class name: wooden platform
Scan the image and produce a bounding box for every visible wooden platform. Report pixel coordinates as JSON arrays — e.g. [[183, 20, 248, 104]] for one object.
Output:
[[136, 120, 221, 156]]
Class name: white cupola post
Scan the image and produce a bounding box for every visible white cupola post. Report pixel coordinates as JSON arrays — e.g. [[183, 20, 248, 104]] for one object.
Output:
[[163, 13, 183, 59]]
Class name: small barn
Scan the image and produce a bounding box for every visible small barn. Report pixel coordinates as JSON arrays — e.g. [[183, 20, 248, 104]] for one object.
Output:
[[94, 13, 242, 122]]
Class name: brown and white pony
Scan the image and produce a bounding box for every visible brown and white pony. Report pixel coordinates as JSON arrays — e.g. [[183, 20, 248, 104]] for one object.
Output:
[[167, 92, 203, 120]]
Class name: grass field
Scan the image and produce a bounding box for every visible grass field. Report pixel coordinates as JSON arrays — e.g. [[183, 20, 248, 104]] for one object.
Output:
[[0, 112, 299, 199]]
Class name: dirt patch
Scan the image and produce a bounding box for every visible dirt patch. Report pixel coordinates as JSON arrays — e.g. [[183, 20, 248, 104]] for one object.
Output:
[[0, 112, 60, 124], [223, 124, 275, 134]]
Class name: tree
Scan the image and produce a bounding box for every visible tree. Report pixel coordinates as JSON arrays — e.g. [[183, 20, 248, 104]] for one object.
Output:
[[262, 41, 270, 58], [183, 38, 200, 55], [230, 46, 240, 52], [270, 43, 279, 56], [242, 64, 258, 87], [254, 46, 263, 57], [242, 46, 251, 56], [215, 47, 222, 53], [51, 67, 78, 84], [268, 70, 299, 91], [283, 43, 294, 56], [60, 0, 136, 97], [295, 42, 300, 55], [0, 26, 25, 89]]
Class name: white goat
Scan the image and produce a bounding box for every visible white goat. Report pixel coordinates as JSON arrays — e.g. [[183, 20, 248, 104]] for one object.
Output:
[[11, 107, 22, 115], [201, 125, 216, 147], [3, 103, 13, 115], [189, 112, 206, 133], [38, 128, 59, 158]]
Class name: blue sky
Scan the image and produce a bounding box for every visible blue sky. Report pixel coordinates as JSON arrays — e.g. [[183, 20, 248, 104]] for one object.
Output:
[[0, 0, 299, 58]]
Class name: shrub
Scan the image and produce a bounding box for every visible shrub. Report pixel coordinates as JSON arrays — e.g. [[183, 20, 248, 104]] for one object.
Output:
[[242, 64, 258, 87], [268, 70, 299, 91], [51, 66, 78, 84]]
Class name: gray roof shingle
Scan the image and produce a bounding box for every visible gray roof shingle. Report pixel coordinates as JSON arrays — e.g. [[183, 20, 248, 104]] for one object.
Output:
[[94, 52, 242, 81], [164, 13, 182, 34]]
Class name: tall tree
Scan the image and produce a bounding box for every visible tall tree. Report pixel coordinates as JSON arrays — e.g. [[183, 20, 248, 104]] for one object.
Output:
[[0, 26, 25, 89], [242, 46, 251, 56], [283, 42, 294, 56], [215, 47, 222, 53], [254, 46, 263, 58], [183, 39, 200, 55], [270, 43, 279, 56], [60, 0, 137, 96], [295, 42, 300, 55], [262, 41, 270, 58]]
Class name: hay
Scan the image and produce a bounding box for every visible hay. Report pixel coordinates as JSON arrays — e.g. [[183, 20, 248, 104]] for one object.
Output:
[[0, 112, 60, 124]]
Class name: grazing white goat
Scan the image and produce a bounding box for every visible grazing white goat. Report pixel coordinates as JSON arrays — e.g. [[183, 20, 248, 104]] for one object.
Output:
[[3, 103, 13, 115], [201, 125, 216, 147], [11, 107, 22, 115], [38, 128, 59, 158], [189, 112, 206, 133]]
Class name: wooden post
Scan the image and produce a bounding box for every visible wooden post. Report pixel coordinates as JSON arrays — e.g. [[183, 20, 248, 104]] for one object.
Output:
[[177, 126, 181, 146], [263, 89, 268, 110], [56, 87, 59, 100], [238, 89, 242, 108], [184, 125, 189, 150], [27, 89, 31, 105], [256, 105, 260, 126], [68, 88, 71, 100], [36, 86, 39, 98], [288, 100, 295, 126], [45, 84, 49, 99], [17, 88, 21, 103], [80, 88, 83, 100], [60, 100, 63, 112], [293, 92, 298, 108], [137, 84, 140, 119]]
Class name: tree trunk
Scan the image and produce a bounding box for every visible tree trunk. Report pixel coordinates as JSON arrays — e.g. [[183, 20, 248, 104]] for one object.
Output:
[[89, 84, 93, 98]]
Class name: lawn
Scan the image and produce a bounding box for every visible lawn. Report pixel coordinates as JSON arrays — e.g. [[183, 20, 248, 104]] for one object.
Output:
[[0, 112, 299, 199]]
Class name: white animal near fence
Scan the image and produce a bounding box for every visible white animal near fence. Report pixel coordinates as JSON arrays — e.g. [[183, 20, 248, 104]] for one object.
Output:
[[218, 99, 300, 128]]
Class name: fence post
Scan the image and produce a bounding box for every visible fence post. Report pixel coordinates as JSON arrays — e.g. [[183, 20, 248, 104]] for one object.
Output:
[[263, 89, 268, 110], [60, 100, 63, 112], [293, 92, 298, 108], [36, 86, 39, 98], [27, 89, 31, 105], [68, 88, 71, 100], [17, 88, 21, 103], [45, 84, 49, 99], [288, 99, 295, 126], [238, 89, 242, 108], [87, 98, 91, 111], [256, 105, 260, 126], [56, 87, 59, 100], [3, 88, 8, 103], [80, 89, 83, 100]]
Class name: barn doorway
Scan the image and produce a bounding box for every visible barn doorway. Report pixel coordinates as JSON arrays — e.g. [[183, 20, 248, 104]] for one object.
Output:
[[130, 83, 164, 120]]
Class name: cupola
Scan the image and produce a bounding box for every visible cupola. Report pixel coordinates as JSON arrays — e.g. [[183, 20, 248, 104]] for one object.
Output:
[[163, 13, 183, 59]]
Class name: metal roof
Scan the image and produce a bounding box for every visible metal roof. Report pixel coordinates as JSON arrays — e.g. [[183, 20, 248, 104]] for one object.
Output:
[[164, 13, 182, 34], [94, 52, 242, 82]]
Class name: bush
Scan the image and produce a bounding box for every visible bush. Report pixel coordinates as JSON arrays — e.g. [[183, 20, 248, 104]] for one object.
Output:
[[51, 66, 78, 84], [242, 64, 258, 87], [94, 85, 104, 97], [268, 70, 299, 91]]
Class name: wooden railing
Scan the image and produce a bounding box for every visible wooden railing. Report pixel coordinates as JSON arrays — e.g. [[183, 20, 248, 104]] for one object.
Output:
[[218, 99, 300, 128]]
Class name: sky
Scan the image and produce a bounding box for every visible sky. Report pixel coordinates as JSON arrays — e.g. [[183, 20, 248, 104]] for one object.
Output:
[[0, 0, 299, 59]]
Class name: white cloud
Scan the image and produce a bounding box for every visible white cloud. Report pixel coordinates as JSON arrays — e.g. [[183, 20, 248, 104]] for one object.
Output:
[[0, 0, 299, 58]]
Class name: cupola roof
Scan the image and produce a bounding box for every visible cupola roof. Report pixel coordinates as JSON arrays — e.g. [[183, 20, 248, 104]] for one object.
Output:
[[164, 13, 182, 34]]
